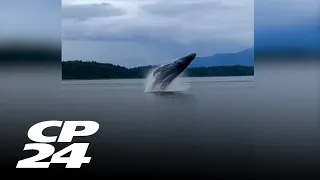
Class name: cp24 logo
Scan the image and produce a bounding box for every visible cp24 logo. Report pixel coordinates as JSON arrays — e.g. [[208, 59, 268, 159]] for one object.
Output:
[[16, 120, 99, 168]]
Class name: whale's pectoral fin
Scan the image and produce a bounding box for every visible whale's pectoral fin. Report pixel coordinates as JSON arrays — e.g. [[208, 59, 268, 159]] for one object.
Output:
[[159, 73, 178, 90], [159, 82, 169, 91], [153, 64, 170, 76], [153, 69, 160, 76], [151, 74, 163, 90]]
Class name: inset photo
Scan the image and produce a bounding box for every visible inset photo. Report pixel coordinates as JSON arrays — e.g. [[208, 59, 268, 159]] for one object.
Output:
[[62, 0, 254, 92]]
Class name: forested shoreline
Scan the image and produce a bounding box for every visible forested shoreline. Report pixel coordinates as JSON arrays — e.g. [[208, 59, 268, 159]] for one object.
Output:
[[62, 60, 254, 80]]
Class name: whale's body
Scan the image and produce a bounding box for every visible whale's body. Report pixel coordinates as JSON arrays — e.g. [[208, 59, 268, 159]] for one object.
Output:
[[151, 53, 196, 91]]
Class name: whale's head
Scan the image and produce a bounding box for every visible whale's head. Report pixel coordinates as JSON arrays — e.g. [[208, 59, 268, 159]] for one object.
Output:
[[151, 52, 196, 90], [174, 53, 196, 69]]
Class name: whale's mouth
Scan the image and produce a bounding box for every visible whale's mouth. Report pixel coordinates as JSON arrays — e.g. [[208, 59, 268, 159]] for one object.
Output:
[[180, 53, 196, 64], [186, 53, 196, 60], [174, 52, 196, 72]]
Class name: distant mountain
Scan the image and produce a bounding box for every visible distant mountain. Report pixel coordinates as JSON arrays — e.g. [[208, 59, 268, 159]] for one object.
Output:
[[189, 48, 254, 67]]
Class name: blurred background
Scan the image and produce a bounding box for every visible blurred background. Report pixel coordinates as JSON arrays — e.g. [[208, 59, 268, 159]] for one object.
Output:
[[0, 0, 319, 179]]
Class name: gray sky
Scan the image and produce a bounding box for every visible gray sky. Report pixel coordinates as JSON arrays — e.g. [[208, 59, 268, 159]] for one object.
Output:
[[62, 0, 254, 67], [61, 0, 318, 67]]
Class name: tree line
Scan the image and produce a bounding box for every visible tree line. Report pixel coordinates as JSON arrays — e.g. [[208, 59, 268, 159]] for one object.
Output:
[[62, 60, 254, 80]]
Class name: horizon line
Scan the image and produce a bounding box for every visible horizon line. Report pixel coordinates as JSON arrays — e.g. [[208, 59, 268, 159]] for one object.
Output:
[[62, 47, 254, 67]]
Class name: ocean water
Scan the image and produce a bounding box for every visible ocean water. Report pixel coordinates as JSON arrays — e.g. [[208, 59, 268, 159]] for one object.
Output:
[[1, 65, 319, 177]]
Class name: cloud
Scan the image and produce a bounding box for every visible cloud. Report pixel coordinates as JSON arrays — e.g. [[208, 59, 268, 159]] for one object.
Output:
[[142, 1, 231, 17], [62, 0, 254, 66], [63, 0, 320, 66], [62, 3, 125, 21], [62, 0, 254, 44]]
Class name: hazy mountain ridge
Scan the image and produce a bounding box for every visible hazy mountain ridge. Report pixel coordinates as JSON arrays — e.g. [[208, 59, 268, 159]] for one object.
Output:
[[190, 48, 254, 67]]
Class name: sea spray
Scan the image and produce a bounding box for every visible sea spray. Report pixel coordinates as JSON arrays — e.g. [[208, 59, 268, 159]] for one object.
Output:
[[144, 68, 190, 93], [144, 68, 157, 92]]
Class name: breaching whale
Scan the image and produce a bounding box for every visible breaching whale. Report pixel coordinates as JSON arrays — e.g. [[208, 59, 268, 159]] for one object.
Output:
[[151, 53, 196, 91]]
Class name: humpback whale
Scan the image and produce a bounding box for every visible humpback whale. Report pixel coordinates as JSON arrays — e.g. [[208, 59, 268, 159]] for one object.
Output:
[[151, 53, 196, 91]]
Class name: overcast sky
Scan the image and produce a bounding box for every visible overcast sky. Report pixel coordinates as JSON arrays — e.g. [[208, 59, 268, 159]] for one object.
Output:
[[61, 0, 318, 67], [0, 0, 60, 44]]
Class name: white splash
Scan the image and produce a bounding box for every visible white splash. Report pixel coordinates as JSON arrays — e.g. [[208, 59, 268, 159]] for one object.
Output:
[[144, 68, 190, 93]]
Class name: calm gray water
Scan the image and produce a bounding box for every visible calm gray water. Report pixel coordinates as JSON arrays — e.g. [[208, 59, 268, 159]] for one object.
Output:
[[60, 76, 255, 133], [1, 70, 318, 176], [58, 73, 319, 175], [59, 77, 256, 172]]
